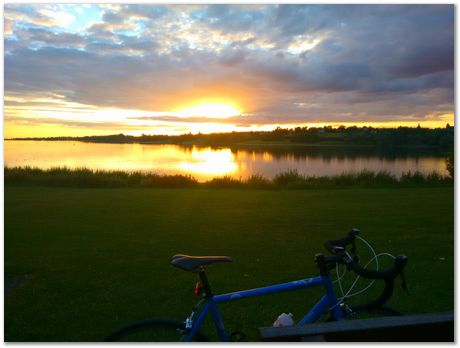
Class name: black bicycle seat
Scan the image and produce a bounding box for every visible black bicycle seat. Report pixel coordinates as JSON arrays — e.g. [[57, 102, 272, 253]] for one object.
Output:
[[171, 254, 233, 271]]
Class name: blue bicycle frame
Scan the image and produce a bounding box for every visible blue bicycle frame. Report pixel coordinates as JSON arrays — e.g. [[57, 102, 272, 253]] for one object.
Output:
[[184, 273, 343, 342]]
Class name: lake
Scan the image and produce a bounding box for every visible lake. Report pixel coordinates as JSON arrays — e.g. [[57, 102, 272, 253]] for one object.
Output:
[[4, 140, 449, 182]]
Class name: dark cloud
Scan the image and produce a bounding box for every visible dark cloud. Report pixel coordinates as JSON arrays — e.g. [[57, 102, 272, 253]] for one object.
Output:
[[123, 4, 171, 20], [102, 10, 125, 24], [5, 116, 154, 130], [19, 28, 85, 47], [86, 23, 118, 41], [387, 43, 454, 78], [193, 5, 267, 33], [218, 49, 248, 67]]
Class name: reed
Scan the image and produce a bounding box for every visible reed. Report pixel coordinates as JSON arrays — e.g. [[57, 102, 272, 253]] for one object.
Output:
[[4, 166, 452, 189]]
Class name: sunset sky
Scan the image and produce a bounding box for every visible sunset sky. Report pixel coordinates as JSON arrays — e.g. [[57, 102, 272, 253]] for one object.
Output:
[[4, 4, 454, 138]]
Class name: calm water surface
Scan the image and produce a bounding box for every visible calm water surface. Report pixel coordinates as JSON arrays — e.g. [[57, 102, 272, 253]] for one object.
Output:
[[4, 140, 448, 181]]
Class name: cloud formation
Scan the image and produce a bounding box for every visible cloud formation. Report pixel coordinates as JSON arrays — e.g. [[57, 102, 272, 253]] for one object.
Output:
[[4, 4, 454, 136]]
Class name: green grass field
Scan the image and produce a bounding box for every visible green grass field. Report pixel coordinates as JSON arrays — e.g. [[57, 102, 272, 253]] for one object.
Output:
[[5, 185, 453, 341]]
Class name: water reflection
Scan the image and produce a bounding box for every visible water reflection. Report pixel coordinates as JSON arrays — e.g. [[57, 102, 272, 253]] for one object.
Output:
[[178, 148, 238, 177], [4, 140, 449, 182]]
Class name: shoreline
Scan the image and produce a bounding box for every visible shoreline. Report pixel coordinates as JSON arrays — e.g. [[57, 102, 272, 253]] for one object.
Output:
[[4, 138, 446, 151]]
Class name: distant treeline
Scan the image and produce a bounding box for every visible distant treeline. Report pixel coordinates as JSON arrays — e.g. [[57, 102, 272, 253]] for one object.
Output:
[[5, 167, 453, 190], [10, 125, 455, 150]]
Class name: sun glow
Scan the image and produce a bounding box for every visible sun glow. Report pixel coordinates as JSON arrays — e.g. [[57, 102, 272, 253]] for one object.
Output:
[[177, 102, 241, 118], [178, 148, 238, 177]]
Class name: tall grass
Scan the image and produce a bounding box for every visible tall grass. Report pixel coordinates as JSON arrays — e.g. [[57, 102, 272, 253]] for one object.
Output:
[[4, 166, 452, 189], [4, 166, 198, 188]]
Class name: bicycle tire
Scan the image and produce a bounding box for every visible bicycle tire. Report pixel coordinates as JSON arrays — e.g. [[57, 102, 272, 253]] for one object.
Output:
[[104, 319, 209, 342]]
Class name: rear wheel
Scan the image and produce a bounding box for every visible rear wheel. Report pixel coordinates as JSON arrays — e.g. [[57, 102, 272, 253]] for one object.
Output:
[[104, 319, 209, 342]]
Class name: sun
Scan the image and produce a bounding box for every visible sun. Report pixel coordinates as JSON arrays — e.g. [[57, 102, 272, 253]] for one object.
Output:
[[177, 102, 240, 118]]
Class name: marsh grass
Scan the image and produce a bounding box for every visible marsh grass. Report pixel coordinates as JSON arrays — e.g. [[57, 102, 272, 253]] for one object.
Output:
[[4, 166, 452, 189], [245, 174, 273, 189], [4, 166, 198, 188], [206, 175, 245, 189]]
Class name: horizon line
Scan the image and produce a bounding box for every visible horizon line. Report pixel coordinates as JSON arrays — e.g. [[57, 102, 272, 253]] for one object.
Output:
[[5, 123, 455, 140]]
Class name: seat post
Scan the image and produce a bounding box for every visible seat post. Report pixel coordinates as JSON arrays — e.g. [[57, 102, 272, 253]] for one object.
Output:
[[197, 267, 213, 298]]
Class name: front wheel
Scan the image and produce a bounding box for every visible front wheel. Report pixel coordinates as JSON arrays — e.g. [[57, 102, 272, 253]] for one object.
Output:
[[348, 305, 401, 319], [104, 319, 209, 342]]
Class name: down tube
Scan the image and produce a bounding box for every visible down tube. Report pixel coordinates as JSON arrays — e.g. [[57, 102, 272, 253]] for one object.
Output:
[[299, 274, 343, 324], [209, 301, 229, 342]]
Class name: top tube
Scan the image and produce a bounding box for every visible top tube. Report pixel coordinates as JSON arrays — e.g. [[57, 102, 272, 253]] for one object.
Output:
[[212, 275, 325, 303]]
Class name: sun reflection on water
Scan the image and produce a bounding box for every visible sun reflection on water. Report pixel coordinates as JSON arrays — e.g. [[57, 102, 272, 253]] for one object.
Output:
[[177, 148, 238, 177]]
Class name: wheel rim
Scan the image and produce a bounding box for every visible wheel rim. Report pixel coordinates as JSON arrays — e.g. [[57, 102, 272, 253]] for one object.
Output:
[[105, 319, 208, 342]]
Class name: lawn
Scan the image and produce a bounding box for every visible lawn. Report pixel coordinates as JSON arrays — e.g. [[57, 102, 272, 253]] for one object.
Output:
[[4, 186, 454, 341]]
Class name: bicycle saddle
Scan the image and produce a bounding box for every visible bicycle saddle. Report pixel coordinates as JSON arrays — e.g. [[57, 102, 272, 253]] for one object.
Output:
[[171, 254, 233, 271]]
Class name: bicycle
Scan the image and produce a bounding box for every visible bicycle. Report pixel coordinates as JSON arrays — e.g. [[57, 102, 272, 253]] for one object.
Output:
[[105, 228, 408, 342]]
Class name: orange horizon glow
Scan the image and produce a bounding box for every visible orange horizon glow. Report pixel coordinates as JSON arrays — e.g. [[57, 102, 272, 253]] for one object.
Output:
[[3, 95, 454, 138], [4, 118, 455, 139]]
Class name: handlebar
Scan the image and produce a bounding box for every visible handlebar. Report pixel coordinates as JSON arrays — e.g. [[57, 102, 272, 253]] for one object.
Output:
[[344, 254, 408, 280], [321, 229, 409, 314], [324, 228, 407, 281], [324, 228, 360, 255]]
